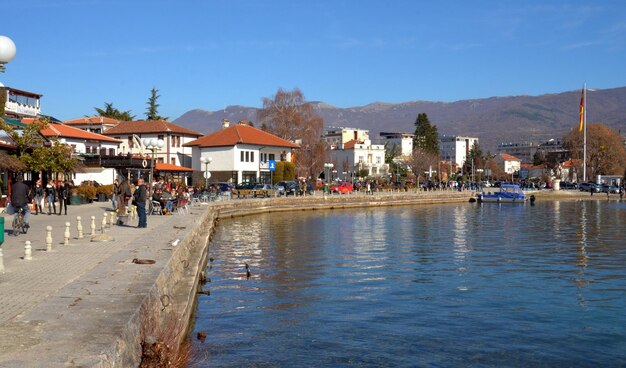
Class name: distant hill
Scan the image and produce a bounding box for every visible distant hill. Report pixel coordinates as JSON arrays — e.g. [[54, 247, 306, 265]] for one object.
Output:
[[173, 87, 626, 151]]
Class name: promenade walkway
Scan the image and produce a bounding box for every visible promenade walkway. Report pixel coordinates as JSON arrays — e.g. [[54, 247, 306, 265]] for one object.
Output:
[[0, 201, 207, 367]]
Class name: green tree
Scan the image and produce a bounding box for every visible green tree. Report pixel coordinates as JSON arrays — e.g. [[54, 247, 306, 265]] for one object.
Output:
[[94, 102, 135, 121], [413, 113, 439, 156], [563, 122, 626, 178], [274, 162, 285, 183], [146, 87, 168, 121], [532, 150, 545, 166], [283, 161, 296, 180], [0, 86, 6, 116], [0, 116, 49, 158]]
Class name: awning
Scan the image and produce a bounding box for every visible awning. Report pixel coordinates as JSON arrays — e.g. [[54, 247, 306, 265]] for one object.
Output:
[[155, 162, 194, 172], [0, 151, 27, 171], [1, 116, 27, 127]]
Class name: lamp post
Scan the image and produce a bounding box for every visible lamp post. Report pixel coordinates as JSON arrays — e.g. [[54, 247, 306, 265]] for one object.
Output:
[[0, 36, 17, 73], [143, 138, 164, 194], [200, 156, 212, 188]]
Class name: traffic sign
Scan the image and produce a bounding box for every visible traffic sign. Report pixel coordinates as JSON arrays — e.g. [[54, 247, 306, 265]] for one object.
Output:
[[204, 171, 211, 179], [268, 160, 276, 171]]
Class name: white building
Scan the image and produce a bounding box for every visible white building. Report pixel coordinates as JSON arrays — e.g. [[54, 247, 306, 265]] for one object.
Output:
[[379, 132, 414, 157], [62, 116, 123, 134], [440, 135, 479, 167], [497, 153, 521, 174], [2, 87, 41, 119], [323, 126, 369, 149], [329, 139, 388, 179], [184, 120, 299, 184], [102, 120, 203, 168]]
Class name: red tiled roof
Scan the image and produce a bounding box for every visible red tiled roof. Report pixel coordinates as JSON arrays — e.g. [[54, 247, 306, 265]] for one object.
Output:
[[184, 124, 300, 148], [22, 119, 122, 143], [561, 159, 581, 168], [342, 139, 363, 149], [102, 120, 202, 137], [63, 116, 123, 125], [499, 153, 521, 161], [155, 162, 193, 172]]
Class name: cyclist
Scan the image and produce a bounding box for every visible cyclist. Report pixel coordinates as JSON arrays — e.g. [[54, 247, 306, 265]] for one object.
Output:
[[7, 175, 31, 230]]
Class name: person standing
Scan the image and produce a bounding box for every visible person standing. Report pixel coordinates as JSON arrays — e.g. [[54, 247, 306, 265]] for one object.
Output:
[[34, 180, 45, 215], [45, 180, 57, 215], [117, 178, 131, 215], [134, 178, 148, 228], [58, 181, 69, 215], [111, 178, 119, 211]]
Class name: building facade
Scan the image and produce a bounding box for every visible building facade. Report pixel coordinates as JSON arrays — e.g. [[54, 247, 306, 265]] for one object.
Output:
[[2, 87, 41, 119], [185, 121, 299, 184], [323, 127, 370, 149], [379, 132, 414, 157], [329, 139, 388, 180], [439, 136, 479, 168]]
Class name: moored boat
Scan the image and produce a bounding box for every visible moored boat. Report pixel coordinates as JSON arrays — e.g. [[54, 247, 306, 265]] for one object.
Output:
[[478, 184, 527, 203]]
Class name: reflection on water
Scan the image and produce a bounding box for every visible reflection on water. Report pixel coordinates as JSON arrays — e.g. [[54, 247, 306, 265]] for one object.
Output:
[[191, 201, 626, 367]]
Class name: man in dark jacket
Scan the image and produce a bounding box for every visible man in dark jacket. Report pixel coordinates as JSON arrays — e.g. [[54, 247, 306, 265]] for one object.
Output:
[[7, 175, 31, 229], [134, 178, 148, 228], [57, 181, 69, 215]]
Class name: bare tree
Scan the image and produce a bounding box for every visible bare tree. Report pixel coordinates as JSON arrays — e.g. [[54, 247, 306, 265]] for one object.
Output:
[[563, 123, 626, 178], [407, 148, 438, 187], [257, 88, 325, 178]]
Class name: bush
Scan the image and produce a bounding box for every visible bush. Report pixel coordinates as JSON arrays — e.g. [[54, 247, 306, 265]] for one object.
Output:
[[76, 185, 97, 199], [96, 184, 114, 196]]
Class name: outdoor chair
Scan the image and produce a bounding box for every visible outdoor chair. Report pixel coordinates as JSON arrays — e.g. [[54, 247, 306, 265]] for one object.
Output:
[[151, 200, 163, 215]]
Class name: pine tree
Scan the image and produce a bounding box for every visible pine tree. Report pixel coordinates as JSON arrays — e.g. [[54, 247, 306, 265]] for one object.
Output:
[[145, 87, 168, 121], [413, 113, 439, 156]]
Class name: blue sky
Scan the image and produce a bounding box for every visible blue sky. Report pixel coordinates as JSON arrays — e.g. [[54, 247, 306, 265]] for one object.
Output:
[[2, 0, 625, 121]]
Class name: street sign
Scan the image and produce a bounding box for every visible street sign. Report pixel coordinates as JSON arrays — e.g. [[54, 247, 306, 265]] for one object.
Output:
[[268, 160, 276, 172], [204, 171, 211, 179]]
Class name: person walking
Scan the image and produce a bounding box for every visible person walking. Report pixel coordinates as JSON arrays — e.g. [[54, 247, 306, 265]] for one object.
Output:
[[134, 178, 148, 228], [34, 180, 45, 215], [58, 181, 69, 215], [45, 180, 57, 215]]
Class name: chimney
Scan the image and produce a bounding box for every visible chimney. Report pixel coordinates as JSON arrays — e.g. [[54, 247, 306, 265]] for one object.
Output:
[[238, 119, 249, 126], [222, 118, 230, 129]]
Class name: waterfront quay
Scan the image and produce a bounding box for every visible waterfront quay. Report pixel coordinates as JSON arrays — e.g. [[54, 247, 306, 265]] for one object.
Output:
[[0, 189, 602, 367]]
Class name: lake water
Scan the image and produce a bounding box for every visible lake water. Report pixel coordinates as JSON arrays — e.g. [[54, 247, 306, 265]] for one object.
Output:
[[190, 200, 626, 367]]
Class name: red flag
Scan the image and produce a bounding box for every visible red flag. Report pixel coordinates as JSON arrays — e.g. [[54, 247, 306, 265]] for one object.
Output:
[[578, 87, 584, 132]]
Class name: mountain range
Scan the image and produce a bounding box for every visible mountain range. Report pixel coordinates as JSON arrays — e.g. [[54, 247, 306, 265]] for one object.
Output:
[[173, 86, 626, 152]]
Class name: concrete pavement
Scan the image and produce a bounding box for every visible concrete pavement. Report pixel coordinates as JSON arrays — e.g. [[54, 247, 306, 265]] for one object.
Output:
[[0, 200, 211, 367]]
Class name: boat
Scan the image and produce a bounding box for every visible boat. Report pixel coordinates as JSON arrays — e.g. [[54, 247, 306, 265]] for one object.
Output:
[[478, 184, 528, 203]]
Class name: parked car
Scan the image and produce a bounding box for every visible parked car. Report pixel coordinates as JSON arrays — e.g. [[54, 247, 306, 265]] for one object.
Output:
[[330, 182, 353, 194], [274, 183, 286, 196], [560, 182, 578, 190], [277, 181, 298, 196], [252, 183, 275, 197], [600, 184, 619, 194], [579, 182, 600, 192], [215, 182, 234, 193]]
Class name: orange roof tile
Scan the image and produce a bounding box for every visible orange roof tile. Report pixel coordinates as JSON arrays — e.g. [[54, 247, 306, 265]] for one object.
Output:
[[184, 124, 299, 148], [342, 139, 363, 149], [22, 119, 121, 143], [155, 162, 193, 172], [102, 120, 202, 136], [63, 116, 123, 126], [499, 153, 521, 161]]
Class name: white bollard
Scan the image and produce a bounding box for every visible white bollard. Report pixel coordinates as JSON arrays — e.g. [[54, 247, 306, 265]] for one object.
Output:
[[24, 241, 32, 260], [109, 212, 115, 227], [91, 216, 96, 236], [102, 214, 107, 234], [64, 222, 71, 246], [0, 248, 5, 273], [104, 212, 109, 228], [77, 216, 83, 239], [46, 225, 53, 251]]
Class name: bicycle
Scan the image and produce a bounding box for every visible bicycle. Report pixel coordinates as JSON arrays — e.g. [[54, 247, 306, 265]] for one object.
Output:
[[12, 207, 28, 236]]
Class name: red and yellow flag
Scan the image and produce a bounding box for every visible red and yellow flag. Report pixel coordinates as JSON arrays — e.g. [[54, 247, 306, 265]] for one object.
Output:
[[578, 87, 585, 132]]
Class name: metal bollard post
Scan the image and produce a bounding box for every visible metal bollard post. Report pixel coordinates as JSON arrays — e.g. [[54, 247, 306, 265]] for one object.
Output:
[[24, 241, 32, 260], [77, 216, 83, 239], [91, 216, 96, 236], [64, 222, 71, 246], [102, 214, 107, 234], [46, 225, 53, 251], [0, 248, 5, 273]]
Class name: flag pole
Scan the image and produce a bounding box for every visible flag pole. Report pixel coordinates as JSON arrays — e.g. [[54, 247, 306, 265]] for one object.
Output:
[[583, 82, 587, 182]]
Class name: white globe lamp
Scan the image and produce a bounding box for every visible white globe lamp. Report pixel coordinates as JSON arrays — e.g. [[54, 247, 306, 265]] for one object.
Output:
[[0, 36, 17, 72]]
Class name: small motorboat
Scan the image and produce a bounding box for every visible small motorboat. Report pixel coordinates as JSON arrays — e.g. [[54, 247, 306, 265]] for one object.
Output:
[[478, 184, 527, 203]]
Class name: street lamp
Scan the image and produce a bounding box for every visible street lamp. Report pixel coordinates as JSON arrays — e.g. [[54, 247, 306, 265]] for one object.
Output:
[[324, 163, 334, 182], [0, 36, 17, 73], [200, 156, 212, 188], [143, 138, 164, 194]]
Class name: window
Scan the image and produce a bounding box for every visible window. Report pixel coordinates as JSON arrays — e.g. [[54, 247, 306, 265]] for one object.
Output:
[[251, 152, 254, 162], [108, 148, 115, 155], [128, 136, 133, 148], [376, 156, 381, 164], [245, 151, 250, 162], [241, 151, 245, 162], [171, 157, 176, 165], [269, 154, 275, 161]]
